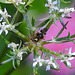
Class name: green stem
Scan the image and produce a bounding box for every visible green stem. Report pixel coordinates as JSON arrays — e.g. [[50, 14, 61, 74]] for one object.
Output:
[[12, 29, 30, 42], [23, 12, 32, 28], [57, 0, 60, 9], [40, 47, 59, 56], [11, 10, 18, 25], [0, 57, 13, 65]]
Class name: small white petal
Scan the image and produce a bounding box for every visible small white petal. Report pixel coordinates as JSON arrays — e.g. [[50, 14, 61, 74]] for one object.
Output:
[[54, 7, 59, 10], [72, 52, 75, 55], [61, 14, 65, 17], [69, 47, 72, 53], [33, 62, 37, 67], [39, 62, 43, 67], [66, 61, 71, 67], [2, 22, 6, 25], [5, 30, 8, 35], [0, 30, 3, 35], [46, 65, 50, 71], [59, 9, 64, 12], [61, 60, 64, 62], [53, 1, 57, 4], [45, 4, 49, 7], [68, 57, 74, 60], [52, 63, 57, 68], [0, 17, 3, 22]]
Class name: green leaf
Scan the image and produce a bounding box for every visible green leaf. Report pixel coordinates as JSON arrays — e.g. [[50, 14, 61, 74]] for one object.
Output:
[[55, 21, 69, 39], [14, 22, 22, 26], [61, 0, 70, 3], [46, 19, 54, 30], [37, 19, 50, 28], [50, 66, 60, 70], [59, 17, 67, 29], [67, 32, 70, 37], [26, 0, 34, 6]]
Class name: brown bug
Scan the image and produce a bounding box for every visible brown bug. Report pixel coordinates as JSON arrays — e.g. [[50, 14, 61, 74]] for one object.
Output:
[[31, 28, 47, 42]]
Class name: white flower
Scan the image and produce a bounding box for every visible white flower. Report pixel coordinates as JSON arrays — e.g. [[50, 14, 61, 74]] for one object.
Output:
[[33, 56, 45, 67], [6, 0, 25, 5], [45, 57, 57, 71], [59, 8, 75, 17], [0, 22, 14, 35], [45, 0, 59, 13], [7, 42, 19, 51], [61, 57, 74, 67], [0, 8, 11, 20], [7, 24, 15, 30], [68, 47, 75, 56], [13, 0, 25, 5], [17, 51, 23, 60], [0, 22, 9, 35]]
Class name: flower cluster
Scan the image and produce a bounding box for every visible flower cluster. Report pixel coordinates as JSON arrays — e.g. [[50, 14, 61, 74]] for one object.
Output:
[[33, 48, 75, 71], [7, 42, 27, 60], [0, 8, 15, 35], [33, 56, 58, 71], [60, 48, 75, 67], [44, 0, 75, 29]]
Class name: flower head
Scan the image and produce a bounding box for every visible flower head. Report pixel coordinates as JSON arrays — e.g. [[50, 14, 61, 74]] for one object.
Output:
[[0, 22, 9, 35], [0, 8, 11, 20], [33, 56, 45, 67], [61, 56, 74, 67], [7, 42, 19, 51], [45, 57, 57, 71], [17, 51, 23, 60], [45, 0, 59, 13], [0, 22, 15, 35], [59, 8, 75, 17]]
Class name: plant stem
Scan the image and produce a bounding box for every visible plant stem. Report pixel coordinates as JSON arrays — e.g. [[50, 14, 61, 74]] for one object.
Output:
[[40, 47, 59, 56], [12, 29, 30, 42]]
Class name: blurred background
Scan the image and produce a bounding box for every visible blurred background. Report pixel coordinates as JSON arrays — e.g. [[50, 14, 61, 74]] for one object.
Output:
[[0, 0, 75, 75]]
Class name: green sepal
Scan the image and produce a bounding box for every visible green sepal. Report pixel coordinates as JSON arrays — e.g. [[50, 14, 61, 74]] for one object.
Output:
[[16, 59, 20, 66], [31, 17, 35, 26], [64, 61, 73, 69], [50, 66, 60, 71]]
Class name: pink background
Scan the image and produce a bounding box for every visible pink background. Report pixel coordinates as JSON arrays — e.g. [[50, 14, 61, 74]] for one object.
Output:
[[44, 12, 75, 75]]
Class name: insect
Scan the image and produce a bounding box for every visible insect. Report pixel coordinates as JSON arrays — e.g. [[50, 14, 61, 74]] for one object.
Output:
[[31, 28, 47, 42]]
